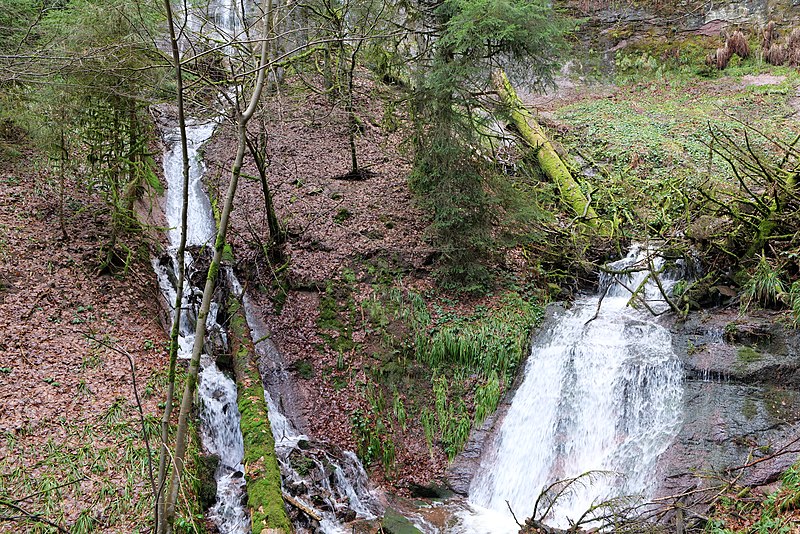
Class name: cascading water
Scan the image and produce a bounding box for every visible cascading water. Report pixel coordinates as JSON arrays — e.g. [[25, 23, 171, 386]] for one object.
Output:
[[154, 118, 381, 534], [151, 2, 389, 530], [227, 275, 382, 533], [461, 245, 685, 532], [151, 0, 257, 529], [152, 119, 250, 533]]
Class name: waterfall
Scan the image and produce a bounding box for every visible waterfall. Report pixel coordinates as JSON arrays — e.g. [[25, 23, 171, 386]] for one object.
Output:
[[153, 119, 250, 533], [199, 363, 249, 531], [152, 0, 255, 528], [461, 245, 685, 532]]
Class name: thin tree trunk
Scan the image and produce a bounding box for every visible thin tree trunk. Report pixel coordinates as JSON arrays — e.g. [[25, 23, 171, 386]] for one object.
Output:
[[346, 45, 359, 176], [162, 9, 271, 531], [156, 0, 191, 530], [58, 117, 69, 242], [245, 131, 284, 248]]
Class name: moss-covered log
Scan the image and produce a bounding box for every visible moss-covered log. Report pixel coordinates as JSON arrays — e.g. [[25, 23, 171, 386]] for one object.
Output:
[[227, 296, 292, 534], [492, 69, 605, 233]]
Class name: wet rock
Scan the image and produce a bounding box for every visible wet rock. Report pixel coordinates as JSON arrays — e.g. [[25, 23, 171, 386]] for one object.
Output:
[[674, 310, 800, 386], [406, 482, 453, 499], [658, 308, 800, 513], [657, 381, 800, 496], [381, 508, 423, 534], [196, 453, 220, 511], [574, 0, 800, 36], [446, 412, 503, 496], [187, 245, 213, 287], [150, 103, 180, 131], [336, 507, 357, 522]]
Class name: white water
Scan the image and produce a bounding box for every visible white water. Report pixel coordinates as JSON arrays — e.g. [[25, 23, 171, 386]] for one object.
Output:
[[153, 120, 250, 533], [162, 122, 217, 248], [199, 362, 249, 531], [229, 275, 381, 532], [152, 0, 380, 531], [152, 0, 254, 527], [462, 245, 685, 532]]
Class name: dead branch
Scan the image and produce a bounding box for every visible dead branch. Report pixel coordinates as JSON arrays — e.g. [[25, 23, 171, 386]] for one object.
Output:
[[84, 333, 157, 500], [0, 501, 70, 533]]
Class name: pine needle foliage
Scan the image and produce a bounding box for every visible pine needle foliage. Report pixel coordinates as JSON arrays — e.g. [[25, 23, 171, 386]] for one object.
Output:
[[409, 0, 569, 289]]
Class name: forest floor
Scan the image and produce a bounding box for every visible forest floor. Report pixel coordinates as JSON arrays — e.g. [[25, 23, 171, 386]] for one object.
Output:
[[0, 147, 173, 532], [202, 59, 800, 500]]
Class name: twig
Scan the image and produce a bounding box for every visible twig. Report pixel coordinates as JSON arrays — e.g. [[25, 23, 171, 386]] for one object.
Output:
[[584, 283, 611, 325], [84, 334, 157, 501], [14, 476, 86, 503], [506, 500, 522, 528], [0, 500, 70, 533]]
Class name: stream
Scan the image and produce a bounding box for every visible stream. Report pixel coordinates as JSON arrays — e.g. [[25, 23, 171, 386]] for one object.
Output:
[[152, 119, 250, 533], [148, 0, 386, 528], [456, 245, 686, 532], [153, 113, 382, 532]]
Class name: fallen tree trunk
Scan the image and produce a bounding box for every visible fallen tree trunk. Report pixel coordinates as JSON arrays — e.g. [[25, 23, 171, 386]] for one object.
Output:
[[282, 492, 322, 522], [492, 69, 604, 233], [228, 295, 291, 533]]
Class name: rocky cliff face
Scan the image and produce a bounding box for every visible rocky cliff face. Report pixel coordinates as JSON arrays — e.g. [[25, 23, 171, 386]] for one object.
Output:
[[559, 0, 800, 54], [562, 0, 800, 30], [658, 310, 800, 515]]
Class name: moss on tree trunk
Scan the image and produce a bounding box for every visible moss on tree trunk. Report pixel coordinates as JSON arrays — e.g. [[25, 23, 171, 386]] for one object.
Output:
[[492, 70, 608, 235], [227, 296, 291, 533]]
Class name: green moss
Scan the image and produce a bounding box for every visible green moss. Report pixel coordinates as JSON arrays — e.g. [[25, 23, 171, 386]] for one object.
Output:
[[318, 289, 340, 329], [227, 297, 291, 533], [207, 261, 219, 284], [381, 508, 423, 534], [333, 207, 352, 224], [317, 279, 356, 354], [289, 452, 315, 476], [737, 346, 762, 363], [293, 359, 314, 379], [222, 243, 234, 263], [192, 452, 219, 511]]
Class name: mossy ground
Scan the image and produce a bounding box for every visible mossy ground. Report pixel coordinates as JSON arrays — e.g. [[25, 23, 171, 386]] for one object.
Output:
[[552, 63, 800, 238]]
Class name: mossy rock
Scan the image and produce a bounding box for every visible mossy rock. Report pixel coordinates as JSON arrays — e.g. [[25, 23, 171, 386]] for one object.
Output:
[[227, 296, 292, 533], [195, 453, 220, 511], [737, 346, 762, 364], [381, 509, 423, 534]]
